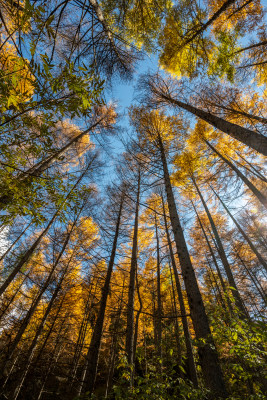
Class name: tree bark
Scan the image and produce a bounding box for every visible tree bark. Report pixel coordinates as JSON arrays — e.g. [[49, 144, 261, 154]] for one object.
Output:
[[85, 195, 124, 395], [0, 167, 87, 296], [211, 186, 267, 272], [158, 134, 227, 397], [155, 215, 162, 364], [205, 140, 267, 209], [162, 197, 198, 386], [169, 261, 182, 366], [126, 170, 140, 379], [0, 221, 32, 263], [179, 0, 236, 49], [192, 176, 248, 318], [233, 39, 267, 54], [157, 90, 267, 155], [191, 201, 232, 312], [0, 215, 78, 373]]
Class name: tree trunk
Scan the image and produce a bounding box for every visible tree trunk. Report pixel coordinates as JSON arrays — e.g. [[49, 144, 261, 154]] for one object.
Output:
[[191, 201, 233, 312], [158, 134, 227, 397], [179, 0, 236, 49], [162, 197, 198, 386], [233, 39, 267, 54], [158, 91, 267, 155], [234, 249, 266, 304], [211, 186, 267, 272], [126, 170, 140, 379], [192, 176, 248, 318], [133, 269, 143, 365], [0, 217, 78, 373], [11, 261, 71, 400], [168, 261, 182, 366], [205, 140, 267, 208], [155, 215, 162, 365], [105, 278, 125, 398], [85, 195, 124, 395], [0, 167, 87, 295], [0, 221, 32, 263]]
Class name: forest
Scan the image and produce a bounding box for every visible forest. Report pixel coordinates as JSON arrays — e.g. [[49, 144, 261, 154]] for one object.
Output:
[[0, 0, 266, 399]]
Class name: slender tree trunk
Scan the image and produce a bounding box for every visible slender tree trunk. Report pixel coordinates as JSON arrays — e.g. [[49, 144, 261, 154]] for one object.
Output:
[[36, 319, 68, 400], [157, 90, 267, 155], [126, 171, 140, 380], [0, 221, 32, 263], [211, 186, 267, 272], [85, 195, 124, 395], [75, 281, 103, 397], [205, 140, 267, 208], [0, 168, 87, 296], [192, 176, 248, 318], [206, 259, 225, 307], [209, 102, 267, 124], [179, 0, 236, 48], [233, 39, 267, 54], [1, 214, 79, 372], [235, 151, 267, 183], [238, 60, 267, 69], [158, 134, 227, 397], [105, 278, 125, 398], [69, 287, 93, 388], [11, 261, 71, 400], [162, 196, 198, 386], [168, 261, 182, 366], [133, 269, 143, 365], [234, 249, 266, 303], [0, 274, 28, 321], [192, 201, 233, 312], [154, 215, 162, 367]]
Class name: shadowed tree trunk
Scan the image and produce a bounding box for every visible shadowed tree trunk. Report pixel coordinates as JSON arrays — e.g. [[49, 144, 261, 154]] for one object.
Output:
[[154, 85, 267, 155], [0, 168, 88, 296], [205, 141, 267, 208], [162, 197, 198, 386], [126, 170, 140, 385], [211, 186, 267, 272], [192, 176, 249, 318], [84, 194, 124, 395], [155, 214, 162, 365], [158, 133, 227, 397]]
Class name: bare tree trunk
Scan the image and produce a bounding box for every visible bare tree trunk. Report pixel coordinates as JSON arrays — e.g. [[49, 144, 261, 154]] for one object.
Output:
[[10, 259, 72, 400], [233, 248, 266, 304], [205, 259, 226, 307], [179, 0, 236, 49], [85, 195, 124, 395], [0, 168, 87, 295], [168, 261, 182, 366], [155, 214, 162, 364], [158, 134, 227, 397], [156, 89, 267, 155], [0, 214, 79, 374], [126, 171, 140, 384], [161, 196, 198, 387], [133, 269, 142, 365], [192, 201, 233, 312], [192, 176, 248, 318], [0, 221, 32, 263], [105, 278, 125, 398], [233, 39, 267, 54], [36, 318, 68, 400], [205, 141, 267, 208], [211, 186, 267, 272]]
